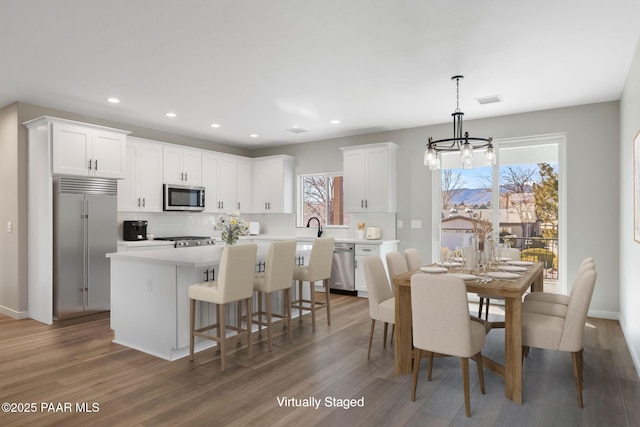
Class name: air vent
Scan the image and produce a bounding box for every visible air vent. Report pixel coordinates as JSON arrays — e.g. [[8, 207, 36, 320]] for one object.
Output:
[[476, 95, 503, 105], [285, 127, 307, 134]]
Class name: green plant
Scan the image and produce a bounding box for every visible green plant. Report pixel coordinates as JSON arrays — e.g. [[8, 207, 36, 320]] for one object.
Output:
[[521, 248, 557, 268]]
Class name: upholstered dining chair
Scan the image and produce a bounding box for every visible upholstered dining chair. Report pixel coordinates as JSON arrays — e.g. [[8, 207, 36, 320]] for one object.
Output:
[[410, 274, 487, 417], [189, 244, 258, 371], [362, 256, 395, 359], [522, 268, 597, 408], [477, 247, 521, 321], [253, 240, 297, 351], [292, 237, 334, 332], [385, 252, 408, 284], [523, 258, 595, 318], [404, 248, 423, 271]]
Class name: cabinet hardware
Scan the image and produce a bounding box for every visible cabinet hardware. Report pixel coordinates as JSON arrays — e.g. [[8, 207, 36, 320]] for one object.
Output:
[[142, 198, 146, 207], [365, 199, 368, 208], [237, 202, 240, 209], [181, 172, 184, 181], [94, 159, 98, 170], [267, 202, 271, 210], [185, 172, 188, 181], [363, 248, 372, 252], [204, 270, 209, 282], [265, 202, 267, 210], [137, 198, 141, 207], [210, 268, 215, 281], [361, 199, 364, 208], [88, 159, 92, 170]]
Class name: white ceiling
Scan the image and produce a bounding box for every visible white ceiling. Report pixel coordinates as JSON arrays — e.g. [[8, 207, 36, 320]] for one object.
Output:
[[2, 1, 640, 149]]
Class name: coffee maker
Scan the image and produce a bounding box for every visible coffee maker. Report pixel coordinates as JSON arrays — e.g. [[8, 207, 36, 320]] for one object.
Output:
[[123, 220, 148, 241]]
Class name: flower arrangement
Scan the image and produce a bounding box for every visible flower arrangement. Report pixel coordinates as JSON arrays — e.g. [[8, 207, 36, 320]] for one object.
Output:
[[469, 212, 493, 247], [215, 212, 248, 245]]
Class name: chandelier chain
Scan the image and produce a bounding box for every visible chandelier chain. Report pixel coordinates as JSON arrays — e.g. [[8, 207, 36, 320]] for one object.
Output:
[[455, 77, 461, 113]]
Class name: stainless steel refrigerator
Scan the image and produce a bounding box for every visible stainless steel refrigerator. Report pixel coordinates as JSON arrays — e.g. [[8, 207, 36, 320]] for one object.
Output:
[[53, 177, 117, 319]]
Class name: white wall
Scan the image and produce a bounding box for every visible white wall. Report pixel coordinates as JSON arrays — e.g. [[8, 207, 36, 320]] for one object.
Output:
[[619, 37, 640, 373], [254, 101, 621, 319]]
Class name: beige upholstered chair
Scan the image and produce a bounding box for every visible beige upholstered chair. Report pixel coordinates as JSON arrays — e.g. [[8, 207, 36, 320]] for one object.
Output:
[[189, 244, 258, 371], [385, 252, 408, 283], [522, 269, 597, 408], [410, 274, 487, 417], [523, 259, 595, 318], [253, 241, 297, 351], [292, 237, 334, 332], [404, 248, 423, 271], [478, 247, 521, 320], [362, 256, 395, 359]]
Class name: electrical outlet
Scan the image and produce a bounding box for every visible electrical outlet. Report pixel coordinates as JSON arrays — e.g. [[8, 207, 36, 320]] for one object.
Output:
[[7, 222, 12, 233], [146, 278, 153, 292], [411, 220, 422, 229], [397, 220, 403, 229]]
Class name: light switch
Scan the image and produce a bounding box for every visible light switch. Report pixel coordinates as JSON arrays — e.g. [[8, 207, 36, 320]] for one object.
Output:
[[7, 222, 12, 233], [397, 220, 403, 229], [411, 220, 422, 229]]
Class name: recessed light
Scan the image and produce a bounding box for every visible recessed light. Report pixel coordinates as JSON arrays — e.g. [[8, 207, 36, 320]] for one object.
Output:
[[330, 119, 341, 124], [106, 97, 120, 104], [250, 134, 259, 138], [475, 95, 502, 105], [166, 112, 177, 118], [210, 123, 221, 128]]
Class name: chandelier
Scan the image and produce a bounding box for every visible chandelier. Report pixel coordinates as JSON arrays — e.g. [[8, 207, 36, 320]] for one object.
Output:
[[424, 75, 495, 170]]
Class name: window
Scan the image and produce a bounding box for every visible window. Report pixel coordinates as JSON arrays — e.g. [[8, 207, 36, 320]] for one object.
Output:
[[299, 174, 349, 227]]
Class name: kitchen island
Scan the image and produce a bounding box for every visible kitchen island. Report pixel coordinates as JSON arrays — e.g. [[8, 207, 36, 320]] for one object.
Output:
[[106, 242, 311, 361]]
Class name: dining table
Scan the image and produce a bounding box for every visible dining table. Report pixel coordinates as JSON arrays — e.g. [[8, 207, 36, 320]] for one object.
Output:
[[392, 262, 544, 404]]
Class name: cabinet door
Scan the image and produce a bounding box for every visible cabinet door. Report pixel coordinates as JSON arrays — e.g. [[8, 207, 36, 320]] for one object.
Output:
[[91, 130, 126, 178], [181, 148, 202, 185], [355, 255, 367, 292], [52, 123, 91, 176], [137, 143, 163, 212], [117, 144, 138, 211], [202, 153, 219, 213], [252, 160, 271, 212], [236, 159, 252, 212], [163, 146, 184, 184], [363, 147, 390, 212], [343, 150, 367, 212], [218, 156, 237, 212]]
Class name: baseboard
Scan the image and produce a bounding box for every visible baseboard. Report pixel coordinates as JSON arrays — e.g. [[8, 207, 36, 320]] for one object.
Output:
[[587, 309, 619, 320], [0, 305, 29, 319]]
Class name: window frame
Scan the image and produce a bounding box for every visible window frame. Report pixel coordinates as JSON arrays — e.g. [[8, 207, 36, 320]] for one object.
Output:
[[297, 172, 349, 228]]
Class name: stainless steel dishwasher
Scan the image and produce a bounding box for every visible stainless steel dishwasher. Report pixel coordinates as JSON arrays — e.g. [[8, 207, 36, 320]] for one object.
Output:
[[330, 242, 356, 293]]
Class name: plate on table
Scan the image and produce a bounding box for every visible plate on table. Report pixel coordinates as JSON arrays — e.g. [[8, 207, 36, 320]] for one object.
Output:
[[437, 261, 462, 267], [486, 271, 521, 280], [497, 265, 527, 272], [506, 260, 534, 266], [496, 257, 511, 262], [446, 273, 478, 281], [420, 266, 448, 274]]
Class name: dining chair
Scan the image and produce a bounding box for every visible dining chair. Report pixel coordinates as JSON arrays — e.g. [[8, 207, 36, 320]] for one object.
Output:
[[523, 258, 595, 318], [404, 248, 423, 271], [362, 256, 395, 359], [189, 244, 258, 371], [253, 240, 297, 351], [385, 252, 408, 284], [522, 268, 597, 408], [292, 237, 335, 332], [477, 247, 521, 321], [410, 274, 487, 417]]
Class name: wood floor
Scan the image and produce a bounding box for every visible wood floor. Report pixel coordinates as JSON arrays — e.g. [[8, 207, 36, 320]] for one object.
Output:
[[1, 294, 639, 426]]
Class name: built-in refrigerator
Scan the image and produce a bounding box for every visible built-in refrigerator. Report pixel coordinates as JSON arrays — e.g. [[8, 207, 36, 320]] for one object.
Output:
[[54, 177, 117, 319]]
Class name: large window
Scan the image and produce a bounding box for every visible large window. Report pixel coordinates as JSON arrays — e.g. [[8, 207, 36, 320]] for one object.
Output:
[[299, 174, 349, 227]]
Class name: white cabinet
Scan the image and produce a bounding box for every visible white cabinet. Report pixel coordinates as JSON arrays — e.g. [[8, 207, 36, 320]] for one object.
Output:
[[342, 142, 397, 213], [51, 119, 128, 179], [354, 241, 398, 294], [202, 154, 252, 213], [251, 155, 294, 213], [163, 146, 201, 185], [118, 138, 163, 212]]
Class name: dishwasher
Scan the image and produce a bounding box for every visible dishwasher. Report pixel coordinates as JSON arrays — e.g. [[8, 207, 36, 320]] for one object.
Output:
[[330, 242, 356, 294]]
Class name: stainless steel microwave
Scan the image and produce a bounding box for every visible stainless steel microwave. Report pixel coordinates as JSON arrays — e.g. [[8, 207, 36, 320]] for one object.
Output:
[[163, 184, 205, 211]]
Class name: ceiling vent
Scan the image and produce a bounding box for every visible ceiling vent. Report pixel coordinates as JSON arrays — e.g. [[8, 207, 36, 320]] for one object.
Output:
[[285, 127, 307, 134], [475, 95, 503, 105]]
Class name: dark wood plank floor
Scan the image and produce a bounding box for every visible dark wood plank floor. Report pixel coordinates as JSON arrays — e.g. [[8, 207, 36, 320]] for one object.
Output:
[[0, 294, 638, 426]]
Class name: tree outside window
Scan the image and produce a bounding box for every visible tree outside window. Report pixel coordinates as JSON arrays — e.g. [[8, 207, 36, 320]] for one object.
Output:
[[300, 174, 348, 226]]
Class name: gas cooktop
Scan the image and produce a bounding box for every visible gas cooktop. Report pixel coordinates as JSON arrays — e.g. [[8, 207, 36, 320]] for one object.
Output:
[[154, 236, 216, 247]]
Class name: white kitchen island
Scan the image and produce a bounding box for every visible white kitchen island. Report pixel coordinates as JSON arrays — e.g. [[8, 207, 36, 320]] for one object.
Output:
[[106, 242, 311, 361]]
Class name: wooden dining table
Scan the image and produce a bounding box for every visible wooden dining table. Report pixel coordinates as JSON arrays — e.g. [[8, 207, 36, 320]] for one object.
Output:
[[392, 262, 543, 404]]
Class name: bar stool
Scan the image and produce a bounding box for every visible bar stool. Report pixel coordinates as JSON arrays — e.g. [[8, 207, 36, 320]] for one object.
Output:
[[292, 237, 335, 332], [189, 244, 257, 371], [253, 240, 297, 351]]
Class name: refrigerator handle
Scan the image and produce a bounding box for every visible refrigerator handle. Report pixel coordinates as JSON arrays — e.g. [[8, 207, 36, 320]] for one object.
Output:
[[84, 199, 89, 307]]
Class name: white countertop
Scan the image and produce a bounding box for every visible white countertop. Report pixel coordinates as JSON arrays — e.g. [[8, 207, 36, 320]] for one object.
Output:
[[117, 235, 398, 248], [107, 242, 313, 268]]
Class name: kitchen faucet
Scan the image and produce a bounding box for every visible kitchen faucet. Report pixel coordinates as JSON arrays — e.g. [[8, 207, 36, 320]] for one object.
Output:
[[306, 217, 323, 237]]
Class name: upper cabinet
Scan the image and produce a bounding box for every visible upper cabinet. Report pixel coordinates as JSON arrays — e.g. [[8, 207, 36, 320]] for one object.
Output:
[[252, 155, 295, 213], [163, 146, 201, 185], [36, 117, 129, 179], [118, 138, 163, 212], [202, 154, 252, 213], [342, 142, 397, 213]]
